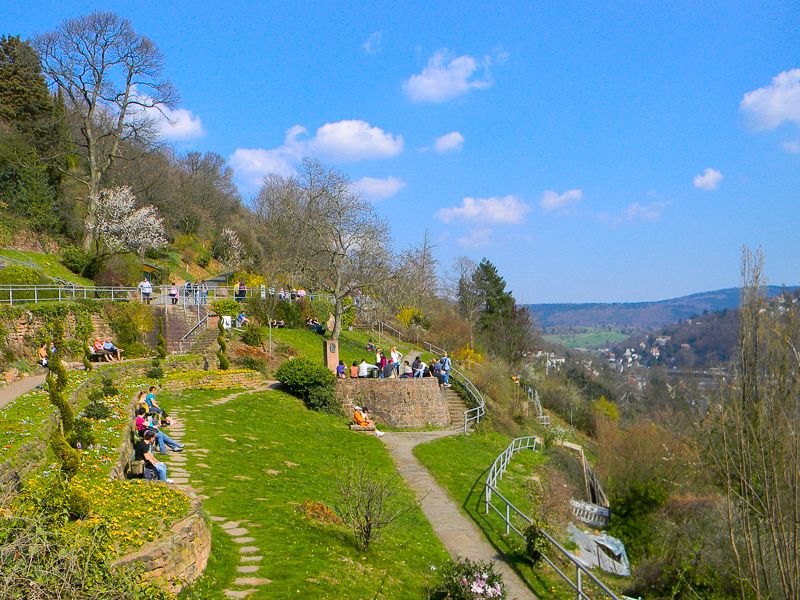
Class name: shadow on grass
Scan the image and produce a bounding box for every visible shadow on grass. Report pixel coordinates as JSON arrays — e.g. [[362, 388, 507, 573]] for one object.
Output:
[[458, 466, 563, 598]]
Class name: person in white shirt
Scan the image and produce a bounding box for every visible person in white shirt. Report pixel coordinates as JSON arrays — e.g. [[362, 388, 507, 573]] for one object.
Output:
[[138, 278, 153, 304], [358, 359, 378, 378]]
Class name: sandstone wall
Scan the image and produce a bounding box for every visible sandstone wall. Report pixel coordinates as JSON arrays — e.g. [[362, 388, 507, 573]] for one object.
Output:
[[5, 312, 114, 358], [336, 377, 449, 428], [113, 500, 211, 595]]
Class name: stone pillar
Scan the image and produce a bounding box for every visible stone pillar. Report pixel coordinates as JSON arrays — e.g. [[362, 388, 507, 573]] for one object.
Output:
[[323, 339, 339, 372]]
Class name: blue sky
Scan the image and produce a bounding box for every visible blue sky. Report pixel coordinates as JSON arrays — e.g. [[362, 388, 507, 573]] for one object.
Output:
[[6, 1, 800, 302]]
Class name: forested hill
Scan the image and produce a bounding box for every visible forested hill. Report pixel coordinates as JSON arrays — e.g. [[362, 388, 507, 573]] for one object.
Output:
[[527, 286, 797, 332]]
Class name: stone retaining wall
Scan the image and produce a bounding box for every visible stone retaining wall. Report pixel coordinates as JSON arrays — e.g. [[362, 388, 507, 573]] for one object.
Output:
[[336, 377, 449, 428], [112, 499, 211, 595]]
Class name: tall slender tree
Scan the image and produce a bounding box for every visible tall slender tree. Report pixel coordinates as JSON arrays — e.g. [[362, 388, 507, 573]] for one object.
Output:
[[35, 11, 176, 248]]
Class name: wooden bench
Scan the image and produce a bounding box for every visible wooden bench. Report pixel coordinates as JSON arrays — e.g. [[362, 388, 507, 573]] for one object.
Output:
[[349, 424, 376, 433]]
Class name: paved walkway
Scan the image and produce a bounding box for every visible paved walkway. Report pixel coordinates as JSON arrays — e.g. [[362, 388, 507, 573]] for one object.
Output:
[[381, 430, 536, 600], [0, 374, 47, 410]]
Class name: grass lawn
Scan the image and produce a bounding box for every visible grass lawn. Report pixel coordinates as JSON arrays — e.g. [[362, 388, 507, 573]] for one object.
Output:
[[0, 248, 94, 285], [543, 328, 629, 349], [163, 387, 450, 599], [414, 431, 622, 599], [267, 326, 415, 369]]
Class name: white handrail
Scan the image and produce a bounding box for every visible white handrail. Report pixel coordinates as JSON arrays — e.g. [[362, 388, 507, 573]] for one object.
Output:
[[483, 436, 621, 600]]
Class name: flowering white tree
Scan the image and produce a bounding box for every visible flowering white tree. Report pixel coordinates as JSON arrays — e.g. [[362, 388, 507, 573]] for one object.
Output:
[[88, 186, 167, 259], [219, 227, 246, 270]]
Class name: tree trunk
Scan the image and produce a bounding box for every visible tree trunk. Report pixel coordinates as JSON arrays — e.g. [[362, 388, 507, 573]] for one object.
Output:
[[331, 296, 343, 341]]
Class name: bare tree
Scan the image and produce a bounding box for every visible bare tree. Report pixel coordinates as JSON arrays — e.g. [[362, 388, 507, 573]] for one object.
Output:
[[35, 11, 176, 248], [257, 159, 395, 340], [706, 248, 800, 599], [449, 256, 481, 348], [334, 460, 418, 552]]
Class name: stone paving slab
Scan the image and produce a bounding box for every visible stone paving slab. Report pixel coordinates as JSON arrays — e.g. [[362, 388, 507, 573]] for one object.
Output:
[[233, 536, 256, 543], [237, 565, 260, 573], [234, 577, 272, 586], [239, 546, 260, 554], [224, 590, 257, 599]]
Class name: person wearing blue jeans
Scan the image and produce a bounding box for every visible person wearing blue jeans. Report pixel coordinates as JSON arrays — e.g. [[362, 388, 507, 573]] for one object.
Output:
[[135, 408, 183, 454], [135, 429, 174, 484], [440, 353, 452, 387]]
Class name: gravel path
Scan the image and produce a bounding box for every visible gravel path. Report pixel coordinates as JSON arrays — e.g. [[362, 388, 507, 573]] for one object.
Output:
[[381, 430, 536, 600], [0, 374, 47, 410]]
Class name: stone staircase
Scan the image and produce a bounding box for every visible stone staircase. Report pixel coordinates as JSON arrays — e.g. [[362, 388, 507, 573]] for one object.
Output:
[[442, 386, 468, 429], [158, 306, 213, 354]]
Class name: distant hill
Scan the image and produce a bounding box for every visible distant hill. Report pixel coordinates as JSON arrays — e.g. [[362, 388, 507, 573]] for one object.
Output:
[[527, 286, 798, 333]]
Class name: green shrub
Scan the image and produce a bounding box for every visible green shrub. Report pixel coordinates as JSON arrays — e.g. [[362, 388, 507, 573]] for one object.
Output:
[[241, 324, 266, 347], [146, 357, 164, 380], [60, 246, 91, 275], [197, 246, 211, 268], [156, 317, 167, 359], [275, 357, 337, 413], [0, 265, 42, 285], [216, 318, 230, 370], [83, 398, 112, 420], [67, 417, 96, 449], [524, 521, 549, 566], [233, 356, 268, 374], [212, 297, 240, 317], [430, 557, 507, 600], [306, 385, 341, 415], [103, 303, 155, 352], [275, 299, 303, 328], [100, 375, 119, 397]]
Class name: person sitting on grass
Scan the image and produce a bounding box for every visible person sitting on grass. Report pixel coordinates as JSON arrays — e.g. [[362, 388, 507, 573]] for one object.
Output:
[[144, 385, 173, 426], [103, 338, 123, 361], [353, 405, 384, 437], [135, 408, 183, 454], [349, 361, 359, 378], [237, 311, 250, 327], [336, 360, 347, 379], [136, 429, 174, 483]]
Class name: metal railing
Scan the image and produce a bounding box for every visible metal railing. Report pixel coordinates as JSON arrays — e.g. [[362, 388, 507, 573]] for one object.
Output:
[[421, 341, 485, 432], [525, 385, 551, 426], [0, 283, 340, 307], [484, 436, 621, 600], [179, 305, 210, 351]]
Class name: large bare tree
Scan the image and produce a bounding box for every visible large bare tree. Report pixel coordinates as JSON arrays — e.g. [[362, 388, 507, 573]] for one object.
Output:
[[256, 159, 394, 340], [34, 11, 175, 248]]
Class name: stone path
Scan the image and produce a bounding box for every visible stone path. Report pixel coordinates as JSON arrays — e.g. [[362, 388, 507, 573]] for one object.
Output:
[[0, 374, 47, 410], [382, 429, 536, 600], [163, 388, 274, 599]]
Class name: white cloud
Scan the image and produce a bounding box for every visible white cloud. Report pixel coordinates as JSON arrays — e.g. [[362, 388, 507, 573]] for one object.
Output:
[[693, 167, 724, 190], [782, 139, 800, 153], [229, 120, 403, 190], [434, 131, 464, 153], [457, 228, 492, 248], [129, 86, 205, 141], [362, 31, 383, 54], [437, 195, 530, 224], [404, 50, 493, 103], [621, 202, 664, 222], [153, 105, 205, 141], [541, 188, 583, 211], [351, 176, 406, 201], [229, 148, 296, 189], [741, 68, 800, 129], [309, 120, 403, 161]]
